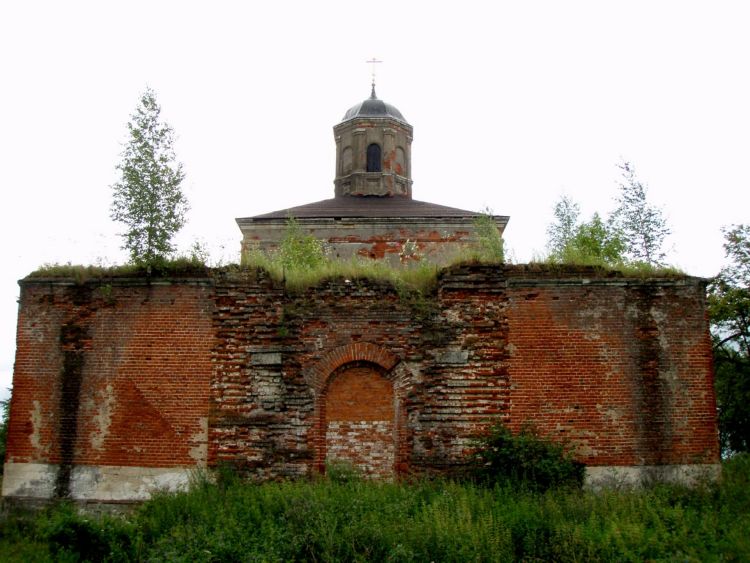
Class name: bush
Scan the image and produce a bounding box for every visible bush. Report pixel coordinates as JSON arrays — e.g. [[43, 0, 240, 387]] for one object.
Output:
[[35, 502, 135, 561], [472, 423, 585, 492], [473, 210, 505, 263], [278, 216, 326, 272]]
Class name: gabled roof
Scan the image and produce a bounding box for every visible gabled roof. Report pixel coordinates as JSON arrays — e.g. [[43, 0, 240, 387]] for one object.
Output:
[[237, 197, 507, 222]]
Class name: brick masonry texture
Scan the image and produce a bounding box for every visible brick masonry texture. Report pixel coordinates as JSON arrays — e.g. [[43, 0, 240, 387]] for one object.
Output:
[[4, 264, 719, 498], [7, 280, 213, 497], [325, 365, 395, 478]]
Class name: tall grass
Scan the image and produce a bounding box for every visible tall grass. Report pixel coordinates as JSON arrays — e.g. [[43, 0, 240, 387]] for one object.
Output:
[[538, 246, 685, 278], [1, 455, 748, 561], [242, 250, 443, 293]]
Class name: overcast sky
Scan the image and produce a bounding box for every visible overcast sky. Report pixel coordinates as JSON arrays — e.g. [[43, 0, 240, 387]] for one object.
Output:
[[1, 1, 749, 400]]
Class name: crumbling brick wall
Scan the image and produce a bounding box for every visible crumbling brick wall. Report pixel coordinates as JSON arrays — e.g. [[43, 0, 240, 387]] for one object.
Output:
[[3, 265, 719, 501], [504, 269, 718, 467], [5, 279, 213, 500]]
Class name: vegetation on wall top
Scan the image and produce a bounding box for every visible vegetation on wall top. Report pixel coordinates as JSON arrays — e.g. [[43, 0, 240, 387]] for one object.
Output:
[[545, 160, 671, 268], [26, 256, 211, 283]]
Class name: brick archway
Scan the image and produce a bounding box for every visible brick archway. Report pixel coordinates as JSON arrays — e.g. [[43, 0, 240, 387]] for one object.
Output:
[[305, 342, 400, 394], [307, 343, 406, 477]]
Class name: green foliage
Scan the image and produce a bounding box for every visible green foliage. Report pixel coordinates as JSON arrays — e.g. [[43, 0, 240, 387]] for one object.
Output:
[[709, 224, 750, 454], [473, 209, 505, 263], [713, 348, 750, 454], [27, 263, 138, 283], [37, 503, 135, 562], [546, 197, 624, 267], [0, 390, 9, 475], [242, 218, 440, 295], [546, 195, 581, 258], [610, 159, 671, 267], [111, 87, 189, 267], [0, 502, 136, 562], [2, 457, 749, 561], [472, 423, 585, 492], [721, 224, 750, 288], [545, 163, 673, 269], [324, 459, 363, 484], [277, 216, 326, 272], [188, 240, 211, 265], [561, 212, 626, 266], [612, 261, 684, 277]]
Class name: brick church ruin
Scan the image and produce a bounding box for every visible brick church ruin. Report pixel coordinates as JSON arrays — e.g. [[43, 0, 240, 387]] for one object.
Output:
[[3, 88, 720, 504], [237, 84, 508, 264]]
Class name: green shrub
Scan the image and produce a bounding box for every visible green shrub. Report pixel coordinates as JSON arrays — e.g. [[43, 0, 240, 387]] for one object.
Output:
[[472, 423, 585, 492], [278, 215, 326, 272], [473, 210, 505, 263], [35, 502, 135, 562], [324, 459, 363, 484]]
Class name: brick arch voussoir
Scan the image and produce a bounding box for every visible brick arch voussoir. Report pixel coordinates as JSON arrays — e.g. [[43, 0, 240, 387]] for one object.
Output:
[[306, 342, 400, 393]]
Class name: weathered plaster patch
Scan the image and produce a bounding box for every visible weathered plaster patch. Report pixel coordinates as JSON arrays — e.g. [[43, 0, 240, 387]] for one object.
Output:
[[436, 348, 468, 364], [189, 417, 208, 464], [1, 463, 202, 501], [70, 465, 192, 501], [30, 400, 48, 457], [90, 384, 115, 450], [585, 464, 721, 490], [597, 404, 625, 423], [251, 352, 282, 365], [1, 462, 57, 498]]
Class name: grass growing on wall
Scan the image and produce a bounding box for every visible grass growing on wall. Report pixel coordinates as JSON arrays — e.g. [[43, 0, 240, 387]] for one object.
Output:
[[535, 248, 686, 278], [242, 249, 443, 293], [0, 455, 748, 562], [27, 256, 210, 282], [28, 239, 684, 291]]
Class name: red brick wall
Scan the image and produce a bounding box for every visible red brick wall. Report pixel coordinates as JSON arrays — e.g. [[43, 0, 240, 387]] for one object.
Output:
[[7, 280, 213, 493], [6, 265, 720, 495], [506, 279, 718, 466]]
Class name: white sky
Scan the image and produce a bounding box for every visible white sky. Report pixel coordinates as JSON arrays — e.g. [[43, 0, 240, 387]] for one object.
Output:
[[1, 1, 749, 399]]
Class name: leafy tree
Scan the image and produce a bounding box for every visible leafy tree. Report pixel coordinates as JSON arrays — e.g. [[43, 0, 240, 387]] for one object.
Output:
[[111, 88, 188, 267], [473, 209, 504, 263], [610, 160, 671, 266], [562, 212, 625, 266], [709, 224, 750, 453], [546, 195, 581, 259], [545, 196, 624, 266], [278, 216, 325, 271]]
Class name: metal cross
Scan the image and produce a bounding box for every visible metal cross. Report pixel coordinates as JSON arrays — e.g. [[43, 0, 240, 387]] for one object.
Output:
[[366, 58, 382, 90]]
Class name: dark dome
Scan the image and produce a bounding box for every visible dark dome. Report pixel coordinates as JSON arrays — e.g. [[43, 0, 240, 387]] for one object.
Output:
[[342, 87, 408, 124]]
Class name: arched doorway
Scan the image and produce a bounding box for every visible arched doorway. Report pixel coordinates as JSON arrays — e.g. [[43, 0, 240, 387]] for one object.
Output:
[[323, 361, 395, 478]]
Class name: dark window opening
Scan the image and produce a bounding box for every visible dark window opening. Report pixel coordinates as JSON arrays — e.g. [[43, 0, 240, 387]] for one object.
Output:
[[367, 143, 382, 172]]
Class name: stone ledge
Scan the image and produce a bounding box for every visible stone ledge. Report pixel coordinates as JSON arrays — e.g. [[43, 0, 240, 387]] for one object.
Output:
[[2, 462, 199, 502], [584, 463, 721, 490]]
